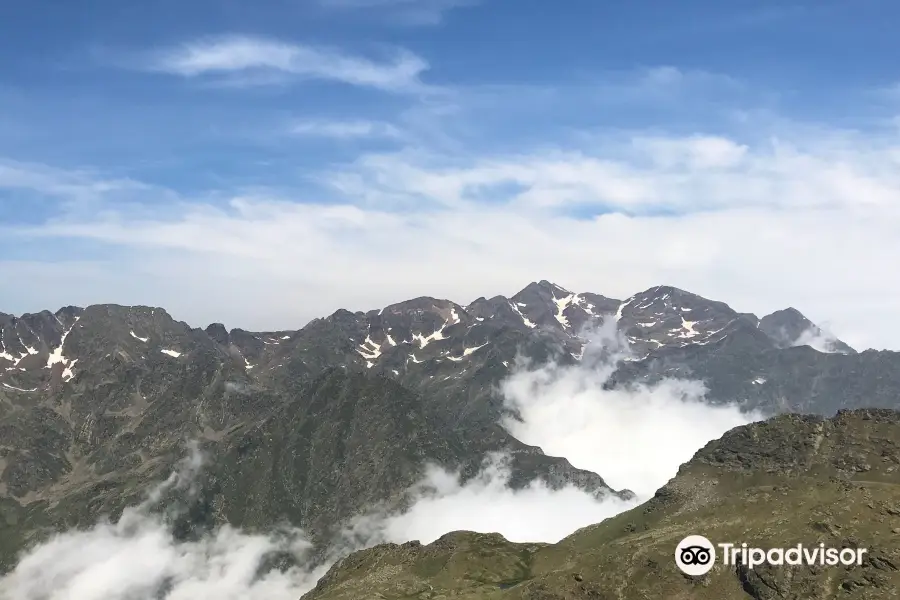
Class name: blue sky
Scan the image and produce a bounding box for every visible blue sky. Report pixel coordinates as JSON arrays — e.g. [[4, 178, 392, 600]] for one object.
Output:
[[1, 0, 899, 349], [2, 0, 896, 180]]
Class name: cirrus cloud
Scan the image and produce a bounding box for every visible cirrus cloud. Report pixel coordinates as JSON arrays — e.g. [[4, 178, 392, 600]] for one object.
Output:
[[138, 35, 432, 93]]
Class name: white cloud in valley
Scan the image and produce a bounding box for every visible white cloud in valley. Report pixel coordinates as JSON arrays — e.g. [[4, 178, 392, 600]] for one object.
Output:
[[0, 449, 328, 600], [0, 326, 760, 599], [339, 453, 637, 550], [500, 320, 763, 498]]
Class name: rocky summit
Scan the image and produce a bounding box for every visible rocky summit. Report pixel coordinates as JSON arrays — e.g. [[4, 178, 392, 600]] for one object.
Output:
[[1, 280, 900, 588]]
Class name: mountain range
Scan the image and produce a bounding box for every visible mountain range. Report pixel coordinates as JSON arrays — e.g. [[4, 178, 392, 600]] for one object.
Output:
[[2, 280, 900, 593]]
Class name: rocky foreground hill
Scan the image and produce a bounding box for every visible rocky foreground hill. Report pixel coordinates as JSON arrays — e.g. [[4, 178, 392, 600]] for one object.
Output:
[[2, 281, 900, 575], [302, 409, 900, 599]]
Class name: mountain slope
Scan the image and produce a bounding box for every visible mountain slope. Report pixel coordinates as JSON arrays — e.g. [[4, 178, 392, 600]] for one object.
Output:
[[0, 361, 625, 571], [2, 280, 900, 576], [201, 369, 626, 546], [302, 408, 900, 599]]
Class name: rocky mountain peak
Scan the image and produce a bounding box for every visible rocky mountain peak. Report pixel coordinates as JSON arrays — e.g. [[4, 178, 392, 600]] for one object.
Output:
[[613, 285, 749, 356], [514, 280, 572, 301], [508, 281, 613, 335], [759, 307, 855, 354], [759, 307, 816, 345], [205, 322, 230, 345], [622, 285, 733, 315], [382, 296, 457, 315], [54, 305, 83, 321], [0, 303, 218, 393]]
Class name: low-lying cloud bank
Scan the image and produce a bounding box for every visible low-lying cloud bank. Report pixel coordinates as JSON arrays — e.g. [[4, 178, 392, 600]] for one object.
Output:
[[791, 325, 847, 354], [0, 449, 328, 600], [0, 324, 761, 598], [341, 453, 638, 550], [501, 320, 764, 499], [0, 452, 639, 600]]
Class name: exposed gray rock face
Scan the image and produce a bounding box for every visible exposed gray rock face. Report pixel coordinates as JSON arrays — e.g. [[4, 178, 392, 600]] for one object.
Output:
[[759, 307, 856, 354], [1, 281, 897, 573]]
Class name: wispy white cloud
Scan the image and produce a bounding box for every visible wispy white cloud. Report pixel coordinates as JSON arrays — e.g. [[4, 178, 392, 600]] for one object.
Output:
[[142, 35, 431, 93], [0, 160, 137, 199], [4, 67, 900, 351], [289, 119, 403, 140], [600, 66, 746, 106], [317, 0, 479, 26], [631, 135, 748, 169], [318, 129, 900, 214], [791, 325, 847, 354], [0, 159, 174, 211]]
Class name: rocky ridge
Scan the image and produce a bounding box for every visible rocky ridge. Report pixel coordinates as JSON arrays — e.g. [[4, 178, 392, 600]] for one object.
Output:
[[2, 280, 899, 575], [302, 408, 900, 599]]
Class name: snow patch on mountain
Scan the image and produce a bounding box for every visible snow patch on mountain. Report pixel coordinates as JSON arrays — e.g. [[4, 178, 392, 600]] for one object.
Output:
[[356, 336, 382, 359], [46, 317, 81, 381], [2, 382, 37, 392], [614, 297, 634, 322], [553, 293, 574, 329], [463, 343, 488, 357], [447, 342, 489, 362], [47, 319, 78, 368], [677, 318, 699, 339], [356, 336, 384, 369], [508, 301, 536, 328], [573, 295, 598, 317], [62, 359, 78, 382], [413, 328, 446, 348]]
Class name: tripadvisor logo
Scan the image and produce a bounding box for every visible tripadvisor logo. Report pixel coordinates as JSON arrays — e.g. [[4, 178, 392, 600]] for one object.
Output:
[[675, 535, 717, 576], [675, 535, 868, 576]]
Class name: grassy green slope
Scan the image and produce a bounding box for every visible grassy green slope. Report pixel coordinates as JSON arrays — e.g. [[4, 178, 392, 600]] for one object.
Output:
[[302, 409, 900, 600]]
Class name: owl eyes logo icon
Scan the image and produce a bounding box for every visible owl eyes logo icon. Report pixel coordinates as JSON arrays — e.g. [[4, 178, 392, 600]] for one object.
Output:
[[675, 535, 716, 576]]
